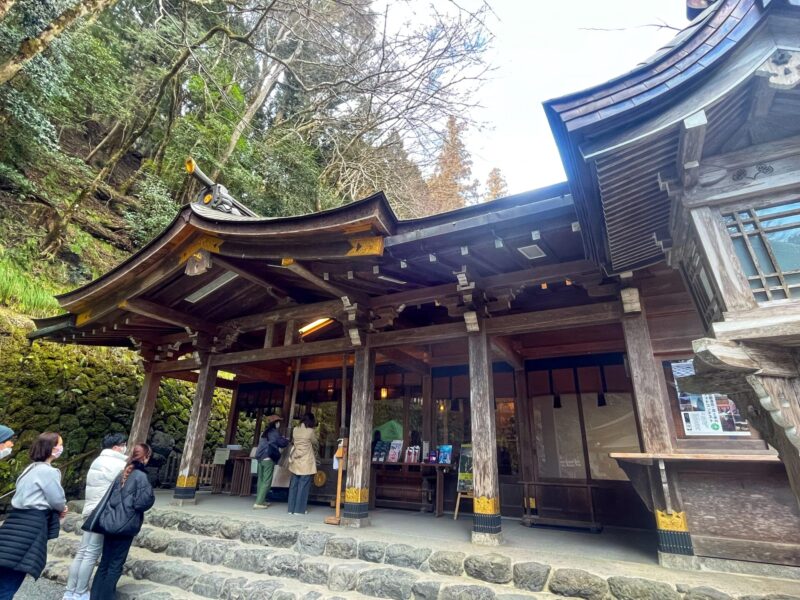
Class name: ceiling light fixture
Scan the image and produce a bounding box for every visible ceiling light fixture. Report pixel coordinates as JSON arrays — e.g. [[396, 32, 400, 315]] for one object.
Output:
[[185, 272, 238, 303], [299, 317, 333, 336], [377, 274, 407, 285]]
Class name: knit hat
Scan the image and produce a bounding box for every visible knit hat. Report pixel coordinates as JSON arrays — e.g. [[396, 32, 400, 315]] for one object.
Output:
[[0, 425, 14, 444]]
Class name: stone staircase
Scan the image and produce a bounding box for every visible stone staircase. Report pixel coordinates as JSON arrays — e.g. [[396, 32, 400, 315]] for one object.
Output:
[[42, 506, 800, 600]]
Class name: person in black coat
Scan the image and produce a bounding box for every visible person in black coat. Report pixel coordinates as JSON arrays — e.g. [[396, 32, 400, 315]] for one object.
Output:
[[0, 432, 66, 600], [89, 443, 155, 600]]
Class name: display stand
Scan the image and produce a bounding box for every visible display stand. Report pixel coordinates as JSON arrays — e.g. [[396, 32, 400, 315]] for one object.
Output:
[[453, 490, 474, 520]]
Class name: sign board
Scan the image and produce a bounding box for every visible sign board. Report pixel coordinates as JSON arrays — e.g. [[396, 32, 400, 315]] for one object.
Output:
[[671, 360, 750, 436], [212, 448, 231, 465], [457, 444, 473, 493]]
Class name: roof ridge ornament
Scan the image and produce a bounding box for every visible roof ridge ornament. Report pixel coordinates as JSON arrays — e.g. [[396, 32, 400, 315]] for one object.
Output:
[[185, 158, 259, 217]]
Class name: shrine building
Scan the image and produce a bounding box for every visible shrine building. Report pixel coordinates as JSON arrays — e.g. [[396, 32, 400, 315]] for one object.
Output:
[[30, 0, 800, 572]]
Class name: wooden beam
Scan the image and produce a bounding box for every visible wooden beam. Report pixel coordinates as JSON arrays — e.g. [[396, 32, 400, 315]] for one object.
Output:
[[342, 346, 376, 527], [122, 298, 216, 334], [468, 328, 502, 545], [377, 347, 429, 374], [212, 255, 292, 302], [370, 323, 467, 349], [151, 356, 203, 374], [129, 367, 162, 446], [692, 337, 798, 378], [170, 370, 238, 391], [749, 76, 777, 119], [209, 337, 354, 368], [486, 301, 622, 337], [224, 299, 343, 333], [677, 110, 707, 188], [281, 258, 368, 304], [490, 336, 524, 370]]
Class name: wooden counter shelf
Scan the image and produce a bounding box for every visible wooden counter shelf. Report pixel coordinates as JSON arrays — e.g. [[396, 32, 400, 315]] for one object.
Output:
[[370, 462, 452, 517], [610, 452, 781, 464]]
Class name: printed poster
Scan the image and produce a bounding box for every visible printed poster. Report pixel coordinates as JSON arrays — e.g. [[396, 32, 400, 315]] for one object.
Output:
[[671, 360, 750, 436], [457, 444, 473, 493]]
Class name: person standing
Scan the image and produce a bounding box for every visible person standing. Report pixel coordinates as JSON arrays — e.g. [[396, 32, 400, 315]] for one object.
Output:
[[0, 432, 67, 600], [287, 413, 318, 515], [89, 443, 155, 600], [0, 425, 14, 460], [63, 433, 128, 600], [253, 415, 288, 509]]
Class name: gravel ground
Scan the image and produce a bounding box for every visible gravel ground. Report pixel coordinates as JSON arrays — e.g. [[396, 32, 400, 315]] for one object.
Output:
[[15, 578, 66, 600]]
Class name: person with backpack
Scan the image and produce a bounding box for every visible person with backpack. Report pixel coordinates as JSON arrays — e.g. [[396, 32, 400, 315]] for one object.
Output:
[[63, 433, 128, 600], [287, 413, 318, 515], [0, 432, 67, 600], [88, 443, 155, 600], [253, 415, 288, 509]]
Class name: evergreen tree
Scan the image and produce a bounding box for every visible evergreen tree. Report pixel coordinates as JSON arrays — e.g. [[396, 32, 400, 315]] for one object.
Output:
[[427, 116, 477, 214], [485, 167, 508, 201]]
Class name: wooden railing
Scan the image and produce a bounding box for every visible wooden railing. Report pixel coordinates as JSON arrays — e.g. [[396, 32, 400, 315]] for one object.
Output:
[[161, 453, 215, 489]]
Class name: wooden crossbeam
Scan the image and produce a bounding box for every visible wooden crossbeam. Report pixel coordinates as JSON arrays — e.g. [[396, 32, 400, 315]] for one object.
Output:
[[280, 258, 368, 305], [121, 299, 216, 334], [212, 255, 292, 302], [223, 299, 343, 333], [490, 336, 525, 370], [209, 337, 354, 368], [377, 347, 429, 374], [170, 370, 237, 390], [152, 356, 202, 374], [677, 110, 707, 188]]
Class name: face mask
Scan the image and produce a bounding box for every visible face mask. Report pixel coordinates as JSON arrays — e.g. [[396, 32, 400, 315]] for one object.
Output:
[[52, 445, 64, 459], [119, 445, 128, 455], [0, 448, 11, 460]]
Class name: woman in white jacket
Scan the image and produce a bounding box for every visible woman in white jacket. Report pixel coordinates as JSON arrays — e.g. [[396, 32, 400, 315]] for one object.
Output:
[[63, 433, 129, 600]]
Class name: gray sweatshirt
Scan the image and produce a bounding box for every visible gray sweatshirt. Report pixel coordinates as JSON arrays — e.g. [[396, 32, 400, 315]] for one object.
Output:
[[11, 462, 66, 512]]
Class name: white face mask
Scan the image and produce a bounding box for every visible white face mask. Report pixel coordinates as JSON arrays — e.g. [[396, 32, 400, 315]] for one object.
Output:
[[0, 447, 12, 460], [119, 445, 128, 455], [52, 445, 64, 459]]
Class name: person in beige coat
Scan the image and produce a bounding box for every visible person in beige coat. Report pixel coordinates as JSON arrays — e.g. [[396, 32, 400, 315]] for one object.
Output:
[[287, 413, 318, 514]]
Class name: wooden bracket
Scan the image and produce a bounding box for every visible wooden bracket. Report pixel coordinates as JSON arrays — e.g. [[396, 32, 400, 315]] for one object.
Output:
[[620, 287, 642, 314]]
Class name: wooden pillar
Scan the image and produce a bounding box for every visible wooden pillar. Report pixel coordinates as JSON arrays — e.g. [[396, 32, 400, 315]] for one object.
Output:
[[621, 290, 673, 454], [514, 368, 536, 489], [173, 355, 218, 504], [468, 329, 502, 545], [340, 354, 349, 436], [421, 374, 433, 447], [224, 384, 240, 445], [342, 344, 376, 528], [129, 366, 162, 446]]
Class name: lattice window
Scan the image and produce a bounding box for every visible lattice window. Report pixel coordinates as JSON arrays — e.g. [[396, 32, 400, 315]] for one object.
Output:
[[680, 236, 721, 329], [723, 200, 800, 302]]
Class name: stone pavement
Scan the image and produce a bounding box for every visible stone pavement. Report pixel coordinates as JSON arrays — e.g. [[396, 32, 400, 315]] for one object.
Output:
[[33, 499, 800, 600]]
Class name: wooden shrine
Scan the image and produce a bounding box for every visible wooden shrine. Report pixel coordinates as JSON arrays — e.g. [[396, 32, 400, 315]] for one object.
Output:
[[30, 0, 800, 571]]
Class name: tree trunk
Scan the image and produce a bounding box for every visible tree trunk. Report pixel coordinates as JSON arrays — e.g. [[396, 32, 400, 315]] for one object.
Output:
[[85, 120, 122, 163], [0, 0, 119, 86], [40, 26, 227, 256], [0, 0, 18, 23], [212, 60, 284, 180]]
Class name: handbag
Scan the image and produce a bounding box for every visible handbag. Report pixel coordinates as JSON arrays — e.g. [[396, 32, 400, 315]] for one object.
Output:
[[82, 475, 118, 534]]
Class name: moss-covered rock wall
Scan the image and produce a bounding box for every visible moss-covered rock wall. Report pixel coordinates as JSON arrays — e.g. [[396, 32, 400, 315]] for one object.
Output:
[[0, 309, 232, 504]]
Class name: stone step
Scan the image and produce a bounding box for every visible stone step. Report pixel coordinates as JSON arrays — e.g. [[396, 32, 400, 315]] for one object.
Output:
[[50, 525, 547, 600], [55, 507, 800, 600], [41, 557, 206, 600]]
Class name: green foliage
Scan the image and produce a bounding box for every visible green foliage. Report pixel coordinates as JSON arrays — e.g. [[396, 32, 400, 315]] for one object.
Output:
[[0, 312, 233, 501], [125, 173, 179, 247], [0, 254, 62, 317]]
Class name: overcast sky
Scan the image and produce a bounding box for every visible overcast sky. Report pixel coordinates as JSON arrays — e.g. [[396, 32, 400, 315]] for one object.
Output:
[[466, 0, 689, 194]]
